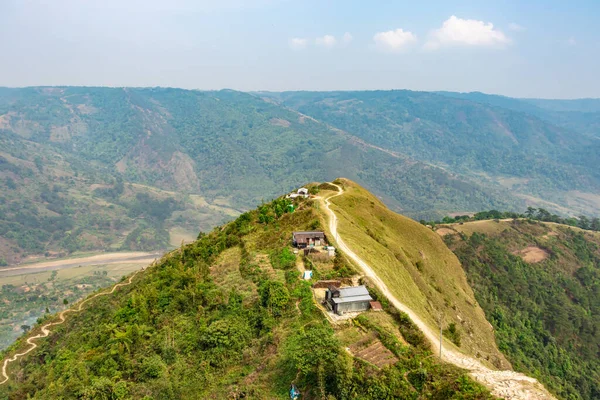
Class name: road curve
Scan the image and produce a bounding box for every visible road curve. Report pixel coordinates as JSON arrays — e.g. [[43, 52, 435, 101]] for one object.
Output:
[[0, 268, 144, 386], [321, 182, 554, 400]]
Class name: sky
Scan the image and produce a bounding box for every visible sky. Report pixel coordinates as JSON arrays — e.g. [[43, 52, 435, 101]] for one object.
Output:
[[1, 0, 599, 98]]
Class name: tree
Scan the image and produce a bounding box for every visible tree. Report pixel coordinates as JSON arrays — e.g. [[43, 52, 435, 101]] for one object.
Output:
[[525, 207, 537, 219], [285, 322, 340, 376], [21, 324, 31, 333], [259, 280, 290, 316], [63, 298, 69, 307], [578, 216, 591, 230], [34, 156, 43, 172]]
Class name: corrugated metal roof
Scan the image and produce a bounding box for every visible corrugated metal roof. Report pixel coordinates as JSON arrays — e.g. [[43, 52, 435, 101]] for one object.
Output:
[[332, 295, 373, 304], [293, 231, 325, 236], [338, 285, 370, 298]]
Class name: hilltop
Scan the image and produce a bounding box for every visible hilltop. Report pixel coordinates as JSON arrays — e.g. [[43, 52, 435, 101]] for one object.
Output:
[[1, 180, 563, 399], [437, 218, 600, 399]]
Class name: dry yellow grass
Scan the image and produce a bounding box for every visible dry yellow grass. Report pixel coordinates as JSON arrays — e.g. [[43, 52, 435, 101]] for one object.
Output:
[[324, 179, 509, 368], [447, 219, 511, 236]]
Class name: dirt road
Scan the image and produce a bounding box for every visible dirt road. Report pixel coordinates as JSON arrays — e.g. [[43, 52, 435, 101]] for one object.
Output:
[[0, 252, 161, 277], [0, 267, 145, 385], [321, 183, 554, 400]]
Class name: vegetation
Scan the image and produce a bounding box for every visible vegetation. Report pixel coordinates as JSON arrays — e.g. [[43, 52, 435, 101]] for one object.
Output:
[[271, 90, 600, 217], [0, 264, 140, 350], [422, 207, 600, 232], [0, 191, 494, 399], [444, 219, 600, 399], [6, 86, 590, 263]]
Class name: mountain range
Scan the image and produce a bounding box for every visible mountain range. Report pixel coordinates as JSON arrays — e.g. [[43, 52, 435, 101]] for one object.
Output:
[[1, 87, 599, 263]]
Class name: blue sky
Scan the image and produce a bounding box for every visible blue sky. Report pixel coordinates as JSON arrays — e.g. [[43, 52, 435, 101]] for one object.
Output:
[[1, 0, 599, 98]]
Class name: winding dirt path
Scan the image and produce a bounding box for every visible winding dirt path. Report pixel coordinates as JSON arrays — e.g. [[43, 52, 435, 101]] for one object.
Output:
[[0, 268, 144, 385], [321, 183, 555, 400]]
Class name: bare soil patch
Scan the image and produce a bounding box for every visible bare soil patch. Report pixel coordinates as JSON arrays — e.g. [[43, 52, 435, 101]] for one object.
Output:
[[514, 246, 549, 263], [269, 118, 291, 127], [436, 228, 456, 237], [350, 338, 398, 368]]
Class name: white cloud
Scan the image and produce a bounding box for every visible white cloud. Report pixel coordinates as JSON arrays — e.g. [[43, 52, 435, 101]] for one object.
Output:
[[289, 37, 307, 50], [567, 36, 577, 46], [508, 22, 525, 32], [342, 32, 353, 45], [315, 34, 337, 48], [373, 28, 417, 52], [424, 15, 510, 50]]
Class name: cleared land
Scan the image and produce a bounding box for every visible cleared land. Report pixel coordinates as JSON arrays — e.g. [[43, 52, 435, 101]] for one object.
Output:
[[514, 246, 549, 263], [0, 252, 161, 277]]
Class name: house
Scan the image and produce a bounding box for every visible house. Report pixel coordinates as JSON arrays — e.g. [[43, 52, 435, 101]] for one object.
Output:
[[325, 285, 373, 315], [292, 231, 325, 248], [286, 188, 310, 199]]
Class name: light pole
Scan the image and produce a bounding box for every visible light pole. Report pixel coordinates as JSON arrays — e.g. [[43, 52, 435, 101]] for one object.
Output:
[[439, 312, 443, 359]]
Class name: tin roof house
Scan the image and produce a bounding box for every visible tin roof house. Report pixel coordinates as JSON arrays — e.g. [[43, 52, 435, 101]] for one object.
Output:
[[325, 285, 373, 315], [292, 231, 325, 248]]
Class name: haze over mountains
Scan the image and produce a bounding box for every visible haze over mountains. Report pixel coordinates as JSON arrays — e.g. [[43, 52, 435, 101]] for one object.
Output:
[[1, 86, 599, 264]]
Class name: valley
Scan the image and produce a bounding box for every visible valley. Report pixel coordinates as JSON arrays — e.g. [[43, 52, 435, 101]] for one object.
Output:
[[1, 86, 600, 399], [0, 252, 161, 351], [3, 86, 600, 268]]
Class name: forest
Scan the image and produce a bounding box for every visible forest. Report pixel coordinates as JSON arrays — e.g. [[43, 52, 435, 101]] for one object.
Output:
[[447, 220, 600, 399]]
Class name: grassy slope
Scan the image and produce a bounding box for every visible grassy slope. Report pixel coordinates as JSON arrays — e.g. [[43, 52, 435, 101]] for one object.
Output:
[[0, 190, 494, 399], [440, 219, 600, 399], [325, 179, 509, 369]]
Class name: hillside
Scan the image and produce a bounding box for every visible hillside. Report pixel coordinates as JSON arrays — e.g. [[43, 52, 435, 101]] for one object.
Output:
[[0, 86, 535, 261], [436, 91, 600, 140], [437, 219, 600, 399], [0, 131, 233, 264], [270, 90, 600, 217], [0, 182, 499, 399]]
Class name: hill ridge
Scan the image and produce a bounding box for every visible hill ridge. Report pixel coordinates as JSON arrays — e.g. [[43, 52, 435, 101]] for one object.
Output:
[[321, 182, 554, 399]]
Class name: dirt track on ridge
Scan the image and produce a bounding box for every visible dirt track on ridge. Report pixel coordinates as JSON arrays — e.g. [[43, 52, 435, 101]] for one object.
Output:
[[321, 182, 555, 400]]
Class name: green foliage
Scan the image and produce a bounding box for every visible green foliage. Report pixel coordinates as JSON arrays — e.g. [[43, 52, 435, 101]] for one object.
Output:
[[284, 321, 340, 375], [443, 322, 462, 347], [270, 247, 296, 270], [0, 196, 494, 399], [453, 229, 600, 399], [259, 280, 290, 316]]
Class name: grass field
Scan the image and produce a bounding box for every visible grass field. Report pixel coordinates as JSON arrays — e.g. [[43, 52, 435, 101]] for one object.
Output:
[[325, 179, 509, 369]]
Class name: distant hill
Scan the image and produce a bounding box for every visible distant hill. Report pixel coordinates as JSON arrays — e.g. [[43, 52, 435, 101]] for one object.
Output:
[[0, 87, 531, 262], [0, 181, 498, 399], [436, 91, 600, 139], [269, 90, 600, 217], [437, 219, 600, 399]]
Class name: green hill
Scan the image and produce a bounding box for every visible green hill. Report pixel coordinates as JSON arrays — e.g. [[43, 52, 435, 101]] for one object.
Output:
[[437, 219, 600, 399], [0, 86, 530, 262], [270, 90, 600, 217], [0, 183, 495, 399]]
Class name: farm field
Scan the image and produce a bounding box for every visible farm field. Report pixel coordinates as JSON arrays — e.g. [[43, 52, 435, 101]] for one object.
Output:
[[0, 255, 156, 350]]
